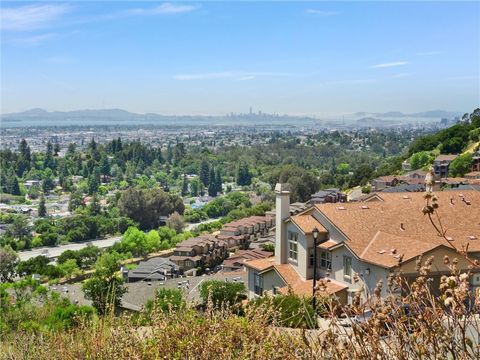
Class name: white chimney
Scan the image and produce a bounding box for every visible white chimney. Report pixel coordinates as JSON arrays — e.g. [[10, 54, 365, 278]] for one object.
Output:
[[275, 183, 290, 264]]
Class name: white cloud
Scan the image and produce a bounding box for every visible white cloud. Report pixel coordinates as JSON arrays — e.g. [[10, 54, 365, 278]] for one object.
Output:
[[306, 9, 339, 16], [417, 51, 443, 56], [370, 61, 409, 69], [126, 3, 199, 16], [1, 4, 71, 31]]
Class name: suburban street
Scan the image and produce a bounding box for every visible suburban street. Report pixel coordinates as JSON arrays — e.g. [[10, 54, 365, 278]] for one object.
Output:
[[17, 236, 122, 261]]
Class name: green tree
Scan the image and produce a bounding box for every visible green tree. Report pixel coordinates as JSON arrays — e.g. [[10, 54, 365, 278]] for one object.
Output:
[[88, 168, 100, 194], [58, 259, 80, 278], [82, 251, 126, 315], [449, 153, 473, 177], [146, 288, 185, 313], [215, 168, 223, 194], [236, 162, 252, 186], [199, 160, 210, 186], [118, 188, 185, 230], [181, 173, 189, 197], [0, 246, 19, 282], [208, 167, 217, 197], [38, 194, 47, 217], [166, 211, 185, 233], [409, 151, 433, 170], [199, 280, 246, 308]]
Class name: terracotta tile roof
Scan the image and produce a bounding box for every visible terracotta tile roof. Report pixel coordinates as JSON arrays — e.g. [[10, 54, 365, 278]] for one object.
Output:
[[222, 249, 273, 268], [244, 257, 276, 271], [358, 231, 440, 268], [317, 240, 339, 250], [274, 264, 347, 297], [314, 191, 480, 266], [290, 214, 328, 235]]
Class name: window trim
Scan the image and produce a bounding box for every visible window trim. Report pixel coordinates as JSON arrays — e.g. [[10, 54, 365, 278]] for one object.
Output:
[[320, 251, 332, 270], [254, 272, 264, 296], [288, 231, 298, 261], [343, 255, 352, 279]]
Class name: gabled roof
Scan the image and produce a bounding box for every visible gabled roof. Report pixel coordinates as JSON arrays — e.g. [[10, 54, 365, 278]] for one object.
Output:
[[314, 191, 480, 267], [244, 257, 276, 272], [289, 214, 328, 235]]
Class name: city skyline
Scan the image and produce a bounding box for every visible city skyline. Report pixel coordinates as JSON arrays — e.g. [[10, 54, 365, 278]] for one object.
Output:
[[1, 1, 479, 115]]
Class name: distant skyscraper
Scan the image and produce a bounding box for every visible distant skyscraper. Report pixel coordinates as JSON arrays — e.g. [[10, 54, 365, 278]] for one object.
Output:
[[249, 106, 253, 115]]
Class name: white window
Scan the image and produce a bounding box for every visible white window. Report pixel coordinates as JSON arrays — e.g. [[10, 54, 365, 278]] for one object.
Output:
[[185, 260, 193, 268], [320, 251, 332, 270], [254, 272, 263, 295], [288, 231, 298, 261], [343, 256, 352, 278]]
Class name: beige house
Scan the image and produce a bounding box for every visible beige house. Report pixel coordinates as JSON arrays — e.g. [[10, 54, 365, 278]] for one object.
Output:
[[245, 184, 480, 304], [218, 215, 274, 249], [170, 234, 228, 273]]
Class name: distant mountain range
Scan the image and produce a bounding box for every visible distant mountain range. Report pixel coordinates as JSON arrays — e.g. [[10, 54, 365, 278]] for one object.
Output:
[[2, 108, 464, 120], [0, 108, 464, 129], [352, 110, 463, 118]]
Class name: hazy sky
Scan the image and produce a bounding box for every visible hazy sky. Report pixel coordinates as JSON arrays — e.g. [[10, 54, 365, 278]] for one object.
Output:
[[1, 1, 479, 115]]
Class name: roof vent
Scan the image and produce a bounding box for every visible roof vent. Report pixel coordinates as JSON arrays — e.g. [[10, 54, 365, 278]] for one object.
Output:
[[446, 236, 454, 241], [450, 197, 455, 205], [400, 223, 405, 231], [468, 235, 477, 240], [360, 205, 369, 209], [402, 195, 410, 199], [458, 193, 464, 197], [337, 206, 346, 210], [377, 250, 386, 254]]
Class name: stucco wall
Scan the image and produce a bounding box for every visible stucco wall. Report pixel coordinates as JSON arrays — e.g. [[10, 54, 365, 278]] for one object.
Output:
[[285, 222, 310, 279], [246, 267, 285, 299], [400, 246, 480, 274], [330, 245, 391, 302]]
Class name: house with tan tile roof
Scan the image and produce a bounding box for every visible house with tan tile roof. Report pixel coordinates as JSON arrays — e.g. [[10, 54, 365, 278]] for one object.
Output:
[[219, 215, 274, 249], [244, 183, 480, 304]]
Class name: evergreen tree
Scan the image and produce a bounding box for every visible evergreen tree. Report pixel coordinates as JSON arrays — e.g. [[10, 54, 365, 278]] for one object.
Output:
[[181, 174, 189, 197], [199, 160, 210, 186], [53, 142, 60, 156], [88, 168, 100, 194], [100, 156, 111, 182], [44, 141, 56, 170], [88, 194, 102, 216], [208, 167, 217, 197], [236, 162, 252, 186], [215, 168, 223, 194], [67, 143, 76, 157], [6, 170, 21, 195], [38, 194, 47, 217], [17, 139, 31, 176]]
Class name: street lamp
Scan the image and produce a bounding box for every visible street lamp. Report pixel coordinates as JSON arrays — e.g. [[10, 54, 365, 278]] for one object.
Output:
[[312, 227, 319, 313]]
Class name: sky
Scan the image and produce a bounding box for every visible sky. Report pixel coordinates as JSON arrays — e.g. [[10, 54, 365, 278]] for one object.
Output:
[[1, 1, 479, 116]]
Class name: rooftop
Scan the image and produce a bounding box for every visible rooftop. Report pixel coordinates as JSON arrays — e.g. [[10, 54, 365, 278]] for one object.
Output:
[[315, 191, 480, 266]]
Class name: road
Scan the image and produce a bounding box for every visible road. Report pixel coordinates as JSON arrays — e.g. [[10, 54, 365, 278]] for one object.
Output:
[[185, 218, 221, 231], [18, 236, 122, 261], [18, 218, 220, 262]]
